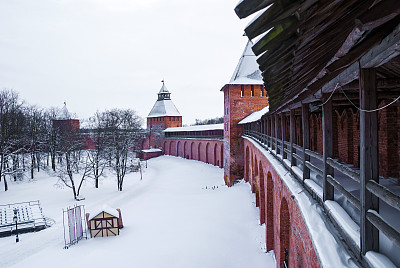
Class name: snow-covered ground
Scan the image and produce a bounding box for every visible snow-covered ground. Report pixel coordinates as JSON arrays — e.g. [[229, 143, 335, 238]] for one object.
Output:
[[0, 156, 275, 268]]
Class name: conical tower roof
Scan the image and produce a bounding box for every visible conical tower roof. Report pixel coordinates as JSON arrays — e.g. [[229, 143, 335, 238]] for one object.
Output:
[[159, 83, 170, 93], [57, 102, 71, 120], [229, 40, 263, 85], [148, 82, 181, 118]]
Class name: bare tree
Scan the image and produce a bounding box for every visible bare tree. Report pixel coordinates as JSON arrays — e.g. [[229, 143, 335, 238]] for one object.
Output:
[[104, 109, 142, 191], [0, 89, 25, 191], [54, 122, 91, 200], [86, 111, 108, 188], [44, 107, 60, 171], [25, 105, 48, 179]]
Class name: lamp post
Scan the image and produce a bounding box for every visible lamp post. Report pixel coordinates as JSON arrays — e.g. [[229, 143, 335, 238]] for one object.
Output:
[[13, 208, 19, 242]]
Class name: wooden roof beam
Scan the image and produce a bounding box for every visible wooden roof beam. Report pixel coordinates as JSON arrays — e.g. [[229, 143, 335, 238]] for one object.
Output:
[[234, 0, 273, 19], [245, 0, 304, 40], [252, 15, 299, 56], [257, 34, 298, 70]]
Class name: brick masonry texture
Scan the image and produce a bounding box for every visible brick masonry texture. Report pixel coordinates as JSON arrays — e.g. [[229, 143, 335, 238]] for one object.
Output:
[[163, 139, 224, 168], [222, 84, 269, 186], [244, 139, 320, 268]]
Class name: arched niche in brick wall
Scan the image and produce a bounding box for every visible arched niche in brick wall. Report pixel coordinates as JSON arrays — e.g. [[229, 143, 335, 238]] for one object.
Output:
[[163, 141, 168, 155], [259, 162, 265, 225], [206, 143, 210, 164], [280, 198, 290, 268], [266, 171, 274, 251], [213, 144, 218, 166], [220, 144, 223, 168], [254, 155, 259, 207], [245, 146, 250, 182], [177, 141, 181, 157], [190, 142, 194, 160], [197, 142, 202, 162]]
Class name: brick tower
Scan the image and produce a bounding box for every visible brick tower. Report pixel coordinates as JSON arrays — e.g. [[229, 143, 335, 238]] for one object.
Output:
[[146, 81, 182, 148], [52, 102, 80, 134], [221, 40, 269, 186]]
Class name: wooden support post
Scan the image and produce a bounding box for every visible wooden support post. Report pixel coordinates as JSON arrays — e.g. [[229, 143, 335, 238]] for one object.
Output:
[[271, 117, 275, 150], [360, 68, 379, 254], [266, 117, 269, 147], [290, 109, 296, 166], [275, 114, 280, 154], [323, 95, 334, 201], [269, 117, 272, 148], [282, 113, 287, 160], [302, 104, 310, 180], [264, 119, 267, 144]]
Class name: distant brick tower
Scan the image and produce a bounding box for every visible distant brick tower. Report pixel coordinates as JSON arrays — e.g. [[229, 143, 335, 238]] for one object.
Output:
[[221, 40, 269, 186], [52, 102, 80, 134], [146, 81, 182, 148]]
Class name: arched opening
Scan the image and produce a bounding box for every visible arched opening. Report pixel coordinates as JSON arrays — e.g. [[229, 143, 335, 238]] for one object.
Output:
[[251, 153, 255, 193], [177, 141, 181, 157], [337, 109, 354, 164], [266, 171, 274, 251], [280, 198, 290, 268], [163, 141, 168, 154], [254, 155, 259, 207], [183, 141, 187, 159], [206, 143, 210, 163], [190, 142, 195, 159], [245, 147, 250, 182], [220, 144, 223, 168], [198, 142, 202, 161], [259, 162, 265, 224], [213, 143, 218, 166], [169, 141, 176, 156]]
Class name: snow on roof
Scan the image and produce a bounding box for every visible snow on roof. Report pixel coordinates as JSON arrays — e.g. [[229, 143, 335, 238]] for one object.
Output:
[[88, 204, 119, 221], [164, 123, 224, 133], [142, 148, 162, 153], [148, 99, 181, 118], [238, 106, 269, 124], [57, 103, 71, 120], [229, 40, 263, 85]]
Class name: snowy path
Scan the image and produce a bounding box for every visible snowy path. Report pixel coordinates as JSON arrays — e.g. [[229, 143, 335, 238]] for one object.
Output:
[[0, 156, 275, 268]]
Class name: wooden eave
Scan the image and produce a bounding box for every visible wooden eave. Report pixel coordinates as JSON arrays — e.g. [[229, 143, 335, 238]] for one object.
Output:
[[235, 0, 400, 113]]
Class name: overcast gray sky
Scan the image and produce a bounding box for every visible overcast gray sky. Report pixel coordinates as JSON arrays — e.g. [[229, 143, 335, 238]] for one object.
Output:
[[0, 0, 254, 126]]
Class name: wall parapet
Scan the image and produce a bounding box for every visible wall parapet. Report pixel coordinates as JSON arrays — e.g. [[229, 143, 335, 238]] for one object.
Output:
[[244, 136, 360, 268], [243, 130, 399, 267]]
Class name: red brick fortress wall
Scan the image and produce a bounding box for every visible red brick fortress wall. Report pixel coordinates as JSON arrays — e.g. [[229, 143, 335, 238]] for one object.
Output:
[[222, 84, 269, 186], [147, 116, 182, 149], [244, 139, 320, 268], [163, 138, 224, 168]]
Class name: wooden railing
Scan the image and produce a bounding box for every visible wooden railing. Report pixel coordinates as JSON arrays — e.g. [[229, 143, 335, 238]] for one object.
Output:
[[243, 128, 400, 261]]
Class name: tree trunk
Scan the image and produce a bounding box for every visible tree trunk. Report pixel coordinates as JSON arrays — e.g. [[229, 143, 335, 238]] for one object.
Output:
[[51, 153, 55, 171], [95, 165, 99, 188], [31, 153, 34, 179], [66, 153, 77, 200], [36, 153, 40, 172], [0, 153, 6, 191]]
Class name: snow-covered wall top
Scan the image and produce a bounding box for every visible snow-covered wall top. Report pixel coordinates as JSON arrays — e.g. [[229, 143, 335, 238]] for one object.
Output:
[[148, 99, 181, 118], [238, 106, 269, 124], [142, 148, 162, 153], [229, 40, 263, 85], [164, 123, 224, 133]]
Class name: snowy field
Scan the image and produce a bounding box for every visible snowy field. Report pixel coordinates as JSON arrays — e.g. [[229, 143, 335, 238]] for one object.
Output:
[[0, 156, 275, 268]]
